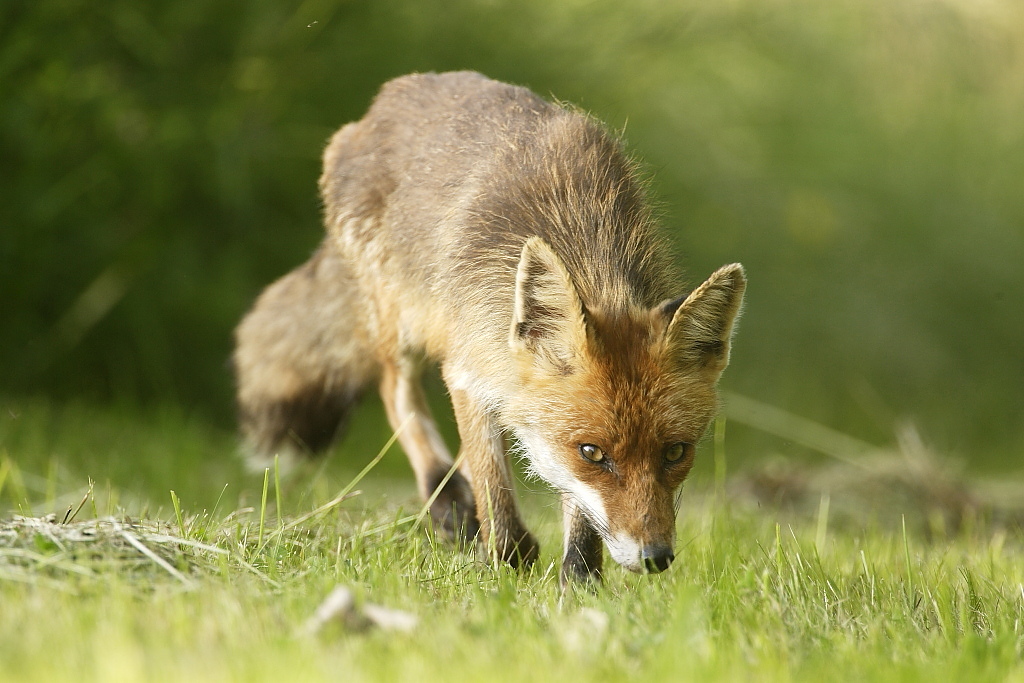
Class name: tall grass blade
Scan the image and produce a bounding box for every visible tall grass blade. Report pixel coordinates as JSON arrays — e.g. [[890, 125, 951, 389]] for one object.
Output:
[[170, 489, 185, 538], [274, 454, 283, 530], [258, 467, 270, 550]]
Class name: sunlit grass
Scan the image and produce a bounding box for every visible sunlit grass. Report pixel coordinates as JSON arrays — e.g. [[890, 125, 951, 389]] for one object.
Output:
[[2, 491, 1022, 682], [1, 399, 1022, 681]]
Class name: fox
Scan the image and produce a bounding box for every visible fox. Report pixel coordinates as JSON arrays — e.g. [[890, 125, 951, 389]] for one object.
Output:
[[233, 71, 746, 586]]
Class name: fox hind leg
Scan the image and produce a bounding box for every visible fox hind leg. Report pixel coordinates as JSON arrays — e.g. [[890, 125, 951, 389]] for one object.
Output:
[[379, 357, 479, 544]]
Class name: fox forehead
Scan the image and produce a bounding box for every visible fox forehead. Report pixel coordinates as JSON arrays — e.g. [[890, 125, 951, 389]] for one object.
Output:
[[532, 312, 719, 452], [571, 359, 717, 453]]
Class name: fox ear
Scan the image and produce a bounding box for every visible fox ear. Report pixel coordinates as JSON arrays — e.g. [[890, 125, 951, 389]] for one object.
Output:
[[662, 263, 746, 380], [510, 237, 589, 373]]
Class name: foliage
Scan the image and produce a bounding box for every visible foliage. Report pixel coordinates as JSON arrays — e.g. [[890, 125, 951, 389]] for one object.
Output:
[[2, 0, 1023, 462]]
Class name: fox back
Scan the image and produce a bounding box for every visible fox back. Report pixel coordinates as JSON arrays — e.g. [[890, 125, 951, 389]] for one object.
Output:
[[234, 72, 746, 583]]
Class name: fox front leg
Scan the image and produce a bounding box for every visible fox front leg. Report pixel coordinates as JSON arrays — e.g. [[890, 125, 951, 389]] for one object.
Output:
[[560, 496, 603, 588], [448, 386, 539, 569]]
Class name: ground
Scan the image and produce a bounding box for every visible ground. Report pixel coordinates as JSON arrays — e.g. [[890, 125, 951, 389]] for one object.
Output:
[[0, 399, 1022, 682]]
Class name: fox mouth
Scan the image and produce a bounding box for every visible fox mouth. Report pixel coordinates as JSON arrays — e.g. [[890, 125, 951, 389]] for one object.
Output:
[[604, 533, 675, 574], [606, 542, 646, 573]]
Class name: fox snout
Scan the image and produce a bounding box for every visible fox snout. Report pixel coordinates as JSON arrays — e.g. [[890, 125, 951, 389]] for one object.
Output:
[[591, 477, 684, 575], [643, 544, 675, 573], [606, 531, 677, 574]]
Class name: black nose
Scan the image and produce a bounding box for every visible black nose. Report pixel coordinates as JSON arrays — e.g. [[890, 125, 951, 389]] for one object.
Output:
[[642, 545, 675, 573]]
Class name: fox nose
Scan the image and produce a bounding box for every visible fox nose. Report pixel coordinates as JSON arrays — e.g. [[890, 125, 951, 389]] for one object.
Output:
[[641, 545, 675, 573]]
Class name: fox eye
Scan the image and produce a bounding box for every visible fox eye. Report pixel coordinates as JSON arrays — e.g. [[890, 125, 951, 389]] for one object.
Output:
[[579, 443, 606, 464], [664, 442, 692, 464]]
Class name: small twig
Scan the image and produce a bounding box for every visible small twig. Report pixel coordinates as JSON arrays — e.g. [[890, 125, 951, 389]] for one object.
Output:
[[722, 391, 879, 467], [119, 529, 195, 588], [143, 534, 230, 555], [352, 514, 418, 540]]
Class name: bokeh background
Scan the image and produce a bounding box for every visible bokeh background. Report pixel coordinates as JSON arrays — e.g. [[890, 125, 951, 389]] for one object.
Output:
[[3, 0, 1022, 484]]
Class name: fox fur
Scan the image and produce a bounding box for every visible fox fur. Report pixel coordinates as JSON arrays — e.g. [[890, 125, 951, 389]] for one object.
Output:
[[233, 71, 746, 585]]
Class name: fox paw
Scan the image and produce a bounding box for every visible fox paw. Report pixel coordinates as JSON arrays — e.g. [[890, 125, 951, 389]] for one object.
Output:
[[427, 469, 480, 545], [490, 528, 540, 571], [560, 561, 602, 590]]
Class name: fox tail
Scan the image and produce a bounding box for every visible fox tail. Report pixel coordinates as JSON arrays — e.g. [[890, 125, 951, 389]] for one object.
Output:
[[232, 245, 376, 471]]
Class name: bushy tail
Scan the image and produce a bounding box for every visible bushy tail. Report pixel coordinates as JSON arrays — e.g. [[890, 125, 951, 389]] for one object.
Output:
[[233, 245, 377, 470]]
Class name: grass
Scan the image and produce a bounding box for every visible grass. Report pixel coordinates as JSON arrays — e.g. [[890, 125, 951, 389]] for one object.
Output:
[[1, 398, 1022, 682]]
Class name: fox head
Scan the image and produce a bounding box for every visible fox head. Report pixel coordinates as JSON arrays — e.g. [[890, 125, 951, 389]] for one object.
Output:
[[506, 236, 746, 573]]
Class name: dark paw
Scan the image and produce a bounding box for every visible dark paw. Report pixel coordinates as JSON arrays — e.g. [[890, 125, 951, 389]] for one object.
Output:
[[560, 529, 603, 589], [427, 469, 480, 545], [493, 529, 540, 571], [560, 560, 602, 591]]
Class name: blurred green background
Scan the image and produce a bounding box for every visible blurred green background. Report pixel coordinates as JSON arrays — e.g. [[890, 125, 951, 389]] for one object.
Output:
[[2, 0, 1022, 477]]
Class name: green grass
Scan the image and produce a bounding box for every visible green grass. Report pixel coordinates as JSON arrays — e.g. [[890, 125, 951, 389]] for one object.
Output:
[[1, 399, 1022, 682]]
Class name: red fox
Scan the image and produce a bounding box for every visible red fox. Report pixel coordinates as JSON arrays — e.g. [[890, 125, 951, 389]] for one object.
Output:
[[234, 72, 745, 585]]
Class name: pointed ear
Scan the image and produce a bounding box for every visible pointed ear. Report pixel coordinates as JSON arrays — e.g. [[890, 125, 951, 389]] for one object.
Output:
[[661, 263, 746, 380], [510, 237, 589, 373]]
